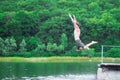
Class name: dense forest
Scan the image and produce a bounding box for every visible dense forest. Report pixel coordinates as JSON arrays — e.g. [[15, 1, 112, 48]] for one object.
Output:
[[0, 0, 120, 57]]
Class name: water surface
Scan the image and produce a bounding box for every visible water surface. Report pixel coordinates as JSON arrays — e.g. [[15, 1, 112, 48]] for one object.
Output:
[[0, 62, 99, 80]]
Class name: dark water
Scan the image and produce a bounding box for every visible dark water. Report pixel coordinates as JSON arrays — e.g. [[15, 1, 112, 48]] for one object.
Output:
[[0, 62, 99, 80]]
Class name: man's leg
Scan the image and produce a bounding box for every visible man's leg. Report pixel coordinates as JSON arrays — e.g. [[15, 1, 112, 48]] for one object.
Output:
[[84, 41, 98, 50]]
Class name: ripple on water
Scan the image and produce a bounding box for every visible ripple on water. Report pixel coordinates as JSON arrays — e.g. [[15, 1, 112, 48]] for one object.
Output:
[[22, 74, 96, 80]]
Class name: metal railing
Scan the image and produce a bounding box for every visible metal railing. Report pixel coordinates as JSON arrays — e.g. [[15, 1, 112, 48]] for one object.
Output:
[[101, 45, 120, 63]]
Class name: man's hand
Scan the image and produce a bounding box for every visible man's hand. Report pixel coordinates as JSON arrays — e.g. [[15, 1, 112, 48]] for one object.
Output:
[[68, 13, 77, 24], [68, 13, 73, 21], [73, 15, 76, 20], [68, 13, 72, 18]]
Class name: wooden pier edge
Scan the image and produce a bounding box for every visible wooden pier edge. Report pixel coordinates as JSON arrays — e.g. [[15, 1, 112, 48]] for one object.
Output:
[[97, 63, 120, 80]]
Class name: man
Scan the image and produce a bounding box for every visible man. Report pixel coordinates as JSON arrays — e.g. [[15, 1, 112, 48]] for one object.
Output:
[[69, 14, 97, 51]]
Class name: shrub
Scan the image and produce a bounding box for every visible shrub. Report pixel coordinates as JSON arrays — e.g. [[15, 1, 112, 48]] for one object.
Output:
[[107, 48, 120, 58]]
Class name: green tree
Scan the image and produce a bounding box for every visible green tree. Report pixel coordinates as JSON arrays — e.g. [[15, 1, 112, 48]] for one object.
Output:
[[26, 37, 38, 51], [0, 37, 4, 55], [57, 44, 64, 54], [61, 33, 68, 48], [47, 43, 58, 52], [0, 0, 120, 57], [107, 48, 120, 57], [19, 39, 27, 52], [2, 37, 17, 56], [34, 43, 46, 56], [9, 37, 17, 52]]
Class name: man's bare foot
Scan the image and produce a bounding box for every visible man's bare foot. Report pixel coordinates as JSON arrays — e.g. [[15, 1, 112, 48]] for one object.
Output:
[[91, 41, 98, 44]]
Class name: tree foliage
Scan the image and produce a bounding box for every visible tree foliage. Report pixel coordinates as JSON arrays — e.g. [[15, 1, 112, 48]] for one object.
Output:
[[0, 0, 120, 57]]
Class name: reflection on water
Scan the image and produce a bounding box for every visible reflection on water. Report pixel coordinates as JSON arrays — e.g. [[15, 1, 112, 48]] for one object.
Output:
[[0, 62, 99, 80]]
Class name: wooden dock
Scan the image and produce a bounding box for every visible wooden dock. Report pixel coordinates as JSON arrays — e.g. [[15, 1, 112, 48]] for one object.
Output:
[[98, 63, 120, 70], [97, 63, 120, 80]]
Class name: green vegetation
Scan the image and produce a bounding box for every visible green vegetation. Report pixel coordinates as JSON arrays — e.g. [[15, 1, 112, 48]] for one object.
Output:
[[0, 57, 120, 63], [0, 0, 120, 57]]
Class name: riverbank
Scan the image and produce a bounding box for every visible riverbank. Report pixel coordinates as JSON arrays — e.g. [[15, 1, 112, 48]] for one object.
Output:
[[0, 57, 120, 63]]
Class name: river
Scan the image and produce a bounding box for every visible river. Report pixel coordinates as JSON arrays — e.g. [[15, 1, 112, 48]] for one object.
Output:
[[0, 62, 99, 80]]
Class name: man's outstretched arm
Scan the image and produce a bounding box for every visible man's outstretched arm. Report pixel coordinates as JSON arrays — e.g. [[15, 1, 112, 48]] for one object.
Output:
[[69, 14, 79, 28], [69, 13, 74, 22]]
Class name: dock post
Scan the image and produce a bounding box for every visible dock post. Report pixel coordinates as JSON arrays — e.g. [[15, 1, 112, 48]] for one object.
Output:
[[101, 45, 104, 63]]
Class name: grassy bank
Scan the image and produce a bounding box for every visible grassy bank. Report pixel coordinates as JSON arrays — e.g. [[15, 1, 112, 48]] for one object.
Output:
[[0, 57, 120, 63]]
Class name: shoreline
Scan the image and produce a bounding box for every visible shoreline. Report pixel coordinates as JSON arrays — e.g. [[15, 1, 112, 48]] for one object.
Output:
[[0, 57, 120, 63]]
